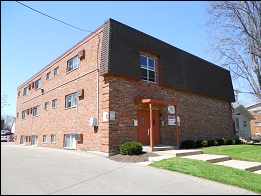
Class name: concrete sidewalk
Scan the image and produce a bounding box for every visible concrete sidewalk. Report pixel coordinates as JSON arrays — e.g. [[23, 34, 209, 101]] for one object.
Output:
[[137, 149, 261, 175]]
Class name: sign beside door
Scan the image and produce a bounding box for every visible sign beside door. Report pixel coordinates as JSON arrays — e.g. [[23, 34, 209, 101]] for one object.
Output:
[[168, 115, 180, 126]]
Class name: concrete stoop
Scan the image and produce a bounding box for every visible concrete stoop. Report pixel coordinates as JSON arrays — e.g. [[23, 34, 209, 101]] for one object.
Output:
[[143, 149, 261, 174]]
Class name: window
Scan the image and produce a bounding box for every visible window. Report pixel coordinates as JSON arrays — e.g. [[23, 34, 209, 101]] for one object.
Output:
[[243, 120, 247, 127], [52, 99, 57, 108], [54, 67, 59, 76], [35, 79, 41, 89], [51, 134, 56, 143], [46, 72, 51, 80], [43, 135, 47, 143], [33, 106, 40, 116], [254, 122, 261, 126], [67, 56, 78, 72], [45, 102, 49, 111], [17, 112, 19, 118], [65, 93, 77, 108], [254, 110, 261, 115], [22, 110, 27, 119], [18, 91, 21, 96], [140, 55, 156, 82], [23, 87, 29, 96]]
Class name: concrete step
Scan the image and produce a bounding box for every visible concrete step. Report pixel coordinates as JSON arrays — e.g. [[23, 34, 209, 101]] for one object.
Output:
[[143, 145, 177, 152], [214, 160, 261, 172], [180, 154, 232, 163]]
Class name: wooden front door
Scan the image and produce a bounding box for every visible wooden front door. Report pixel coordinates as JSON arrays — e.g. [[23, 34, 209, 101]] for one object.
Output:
[[138, 110, 160, 145]]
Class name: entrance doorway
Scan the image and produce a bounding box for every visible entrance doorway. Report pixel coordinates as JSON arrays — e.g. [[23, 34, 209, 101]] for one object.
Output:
[[138, 110, 160, 145]]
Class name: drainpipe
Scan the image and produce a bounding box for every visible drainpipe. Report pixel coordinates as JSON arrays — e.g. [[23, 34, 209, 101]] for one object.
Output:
[[96, 34, 101, 131]]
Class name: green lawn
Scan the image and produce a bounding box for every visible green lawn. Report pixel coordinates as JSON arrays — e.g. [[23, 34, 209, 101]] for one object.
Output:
[[149, 144, 261, 194]]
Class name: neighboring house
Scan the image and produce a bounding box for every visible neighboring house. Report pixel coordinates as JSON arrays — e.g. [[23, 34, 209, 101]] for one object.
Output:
[[14, 18, 235, 155], [1, 116, 4, 130], [245, 102, 261, 140], [232, 103, 255, 139]]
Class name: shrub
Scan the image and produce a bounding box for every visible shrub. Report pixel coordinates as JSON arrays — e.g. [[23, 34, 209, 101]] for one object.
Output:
[[217, 138, 227, 145], [119, 141, 143, 155], [196, 140, 208, 148], [235, 139, 243, 145], [227, 139, 236, 145], [180, 140, 197, 149], [208, 140, 219, 146]]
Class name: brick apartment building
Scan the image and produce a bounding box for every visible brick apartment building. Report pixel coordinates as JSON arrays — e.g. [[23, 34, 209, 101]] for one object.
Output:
[[246, 102, 261, 140], [14, 18, 235, 155]]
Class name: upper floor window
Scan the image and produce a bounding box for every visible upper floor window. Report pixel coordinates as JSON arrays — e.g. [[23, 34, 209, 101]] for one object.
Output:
[[18, 91, 21, 97], [23, 87, 29, 96], [243, 120, 247, 127], [45, 102, 49, 111], [254, 110, 261, 115], [54, 67, 59, 76], [254, 122, 261, 126], [65, 93, 77, 108], [35, 79, 41, 89], [33, 106, 40, 116], [52, 99, 58, 108], [22, 110, 27, 119], [46, 72, 51, 80], [17, 112, 19, 118], [140, 55, 156, 82], [67, 56, 78, 72]]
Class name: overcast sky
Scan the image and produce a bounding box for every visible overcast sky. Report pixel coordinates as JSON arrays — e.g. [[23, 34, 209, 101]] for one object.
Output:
[[1, 1, 254, 117]]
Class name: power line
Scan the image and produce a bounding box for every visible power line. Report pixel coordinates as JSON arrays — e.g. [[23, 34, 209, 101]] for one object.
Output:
[[16, 1, 92, 33]]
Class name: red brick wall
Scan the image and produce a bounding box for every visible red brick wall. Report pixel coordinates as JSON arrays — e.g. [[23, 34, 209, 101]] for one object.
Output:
[[106, 75, 234, 153], [15, 28, 234, 155]]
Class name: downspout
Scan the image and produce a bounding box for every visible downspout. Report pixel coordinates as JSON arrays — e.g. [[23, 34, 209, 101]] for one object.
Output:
[[96, 34, 101, 131]]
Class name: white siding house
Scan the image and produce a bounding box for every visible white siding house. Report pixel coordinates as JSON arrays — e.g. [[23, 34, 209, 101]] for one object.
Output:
[[232, 104, 255, 139]]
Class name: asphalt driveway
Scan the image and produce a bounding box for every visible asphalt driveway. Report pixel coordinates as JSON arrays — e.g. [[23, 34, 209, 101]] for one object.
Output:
[[1, 142, 258, 195]]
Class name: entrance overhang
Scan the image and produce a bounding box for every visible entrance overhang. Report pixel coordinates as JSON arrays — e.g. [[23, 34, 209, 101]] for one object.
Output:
[[134, 99, 179, 149]]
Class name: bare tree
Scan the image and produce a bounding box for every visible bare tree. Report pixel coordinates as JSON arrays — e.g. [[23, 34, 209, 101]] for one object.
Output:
[[204, 1, 261, 104], [1, 95, 10, 113], [2, 115, 14, 131]]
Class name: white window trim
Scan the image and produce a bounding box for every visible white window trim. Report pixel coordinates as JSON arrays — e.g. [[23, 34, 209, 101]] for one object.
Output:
[[67, 56, 78, 72], [52, 99, 58, 108], [45, 102, 49, 111], [65, 93, 78, 109], [43, 135, 48, 143], [33, 106, 40, 116], [35, 79, 42, 89], [46, 72, 51, 80], [140, 55, 156, 82], [51, 135, 56, 143], [54, 67, 59, 76], [254, 122, 261, 126]]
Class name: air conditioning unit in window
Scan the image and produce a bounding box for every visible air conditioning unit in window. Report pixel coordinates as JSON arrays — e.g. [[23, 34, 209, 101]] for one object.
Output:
[[77, 89, 84, 97], [78, 49, 85, 58], [75, 134, 83, 141]]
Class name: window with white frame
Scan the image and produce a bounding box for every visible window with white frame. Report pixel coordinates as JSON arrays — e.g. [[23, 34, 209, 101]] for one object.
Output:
[[35, 79, 41, 89], [51, 134, 56, 143], [22, 110, 27, 119], [52, 99, 57, 108], [254, 122, 261, 126], [140, 55, 156, 82], [254, 110, 261, 115], [65, 93, 78, 108], [67, 56, 78, 72], [243, 120, 247, 127], [54, 67, 59, 76], [33, 106, 40, 116], [46, 72, 51, 80], [23, 87, 29, 96], [45, 102, 49, 110], [18, 91, 21, 96], [43, 135, 47, 143]]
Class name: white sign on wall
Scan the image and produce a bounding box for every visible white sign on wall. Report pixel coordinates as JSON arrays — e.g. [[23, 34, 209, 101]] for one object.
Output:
[[168, 106, 175, 114], [168, 116, 180, 126]]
